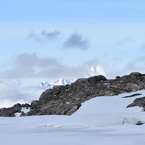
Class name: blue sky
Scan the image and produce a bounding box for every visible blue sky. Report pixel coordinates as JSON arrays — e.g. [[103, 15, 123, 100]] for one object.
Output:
[[0, 0, 145, 86]]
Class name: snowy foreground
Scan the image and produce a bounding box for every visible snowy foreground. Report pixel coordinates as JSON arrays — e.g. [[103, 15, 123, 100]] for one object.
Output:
[[0, 91, 145, 145]]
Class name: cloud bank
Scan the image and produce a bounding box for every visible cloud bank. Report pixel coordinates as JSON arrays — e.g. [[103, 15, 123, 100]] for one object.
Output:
[[0, 80, 42, 108], [1, 53, 145, 108], [2, 52, 145, 81], [0, 56, 107, 108], [0, 53, 108, 81], [1, 53, 84, 80]]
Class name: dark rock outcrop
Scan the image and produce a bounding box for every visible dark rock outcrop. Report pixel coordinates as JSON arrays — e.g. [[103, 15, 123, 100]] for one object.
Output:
[[122, 93, 141, 98], [136, 121, 144, 125], [1, 72, 145, 117], [28, 72, 145, 116], [127, 97, 145, 111], [0, 103, 30, 117]]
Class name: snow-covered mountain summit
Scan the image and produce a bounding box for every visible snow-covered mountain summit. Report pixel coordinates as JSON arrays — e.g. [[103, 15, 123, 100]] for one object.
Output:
[[51, 78, 75, 86], [38, 78, 75, 88]]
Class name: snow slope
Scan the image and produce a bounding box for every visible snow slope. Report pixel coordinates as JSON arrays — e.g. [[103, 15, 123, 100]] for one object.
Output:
[[0, 90, 145, 145]]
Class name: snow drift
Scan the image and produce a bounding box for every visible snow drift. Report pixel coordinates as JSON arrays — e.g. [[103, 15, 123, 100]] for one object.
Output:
[[0, 90, 145, 145]]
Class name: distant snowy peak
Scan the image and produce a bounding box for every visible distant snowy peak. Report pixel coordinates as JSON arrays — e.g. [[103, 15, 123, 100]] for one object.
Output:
[[38, 78, 75, 88], [85, 65, 106, 78], [38, 82, 51, 87], [51, 78, 75, 86], [38, 65, 106, 88]]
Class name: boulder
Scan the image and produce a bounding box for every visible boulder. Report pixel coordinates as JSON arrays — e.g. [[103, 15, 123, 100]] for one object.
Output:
[[0, 103, 30, 117], [136, 121, 144, 125]]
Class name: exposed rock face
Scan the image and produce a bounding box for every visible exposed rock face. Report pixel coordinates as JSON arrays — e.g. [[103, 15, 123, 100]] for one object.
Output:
[[127, 97, 145, 111], [28, 72, 145, 116], [0, 103, 30, 117], [1, 72, 145, 117], [122, 93, 141, 98]]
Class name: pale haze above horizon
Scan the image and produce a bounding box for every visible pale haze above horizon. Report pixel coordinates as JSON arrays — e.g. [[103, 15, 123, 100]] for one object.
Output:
[[0, 0, 145, 86]]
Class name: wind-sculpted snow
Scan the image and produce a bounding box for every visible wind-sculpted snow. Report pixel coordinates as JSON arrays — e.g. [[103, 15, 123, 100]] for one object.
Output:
[[0, 90, 145, 145], [74, 90, 145, 116]]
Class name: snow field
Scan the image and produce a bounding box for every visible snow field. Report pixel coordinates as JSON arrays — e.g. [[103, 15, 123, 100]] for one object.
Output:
[[0, 90, 145, 145]]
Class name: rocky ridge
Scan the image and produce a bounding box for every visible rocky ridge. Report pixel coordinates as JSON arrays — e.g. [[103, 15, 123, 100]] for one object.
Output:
[[1, 72, 145, 117]]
